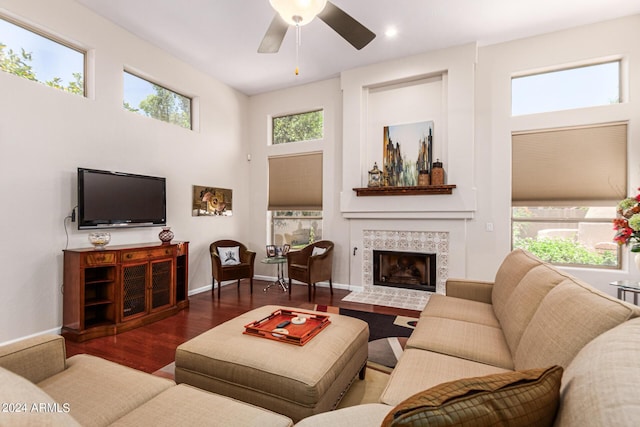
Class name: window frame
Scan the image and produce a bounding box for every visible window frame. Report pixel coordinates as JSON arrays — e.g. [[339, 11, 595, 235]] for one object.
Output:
[[271, 109, 324, 145], [511, 207, 621, 269], [0, 14, 87, 96], [122, 69, 193, 130], [267, 108, 325, 245], [510, 123, 625, 269], [270, 210, 323, 248], [511, 59, 622, 116]]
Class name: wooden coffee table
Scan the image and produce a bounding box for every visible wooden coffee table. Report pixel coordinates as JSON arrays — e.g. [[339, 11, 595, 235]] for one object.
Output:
[[174, 305, 369, 422]]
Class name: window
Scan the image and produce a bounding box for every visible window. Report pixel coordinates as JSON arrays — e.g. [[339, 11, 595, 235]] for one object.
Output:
[[272, 211, 323, 248], [272, 110, 323, 144], [269, 110, 324, 245], [268, 152, 323, 246], [0, 16, 85, 95], [511, 123, 627, 268], [512, 61, 620, 116], [123, 71, 191, 129]]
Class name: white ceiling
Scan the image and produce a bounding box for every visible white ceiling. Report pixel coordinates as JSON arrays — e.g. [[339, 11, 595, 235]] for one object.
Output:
[[75, 0, 640, 96]]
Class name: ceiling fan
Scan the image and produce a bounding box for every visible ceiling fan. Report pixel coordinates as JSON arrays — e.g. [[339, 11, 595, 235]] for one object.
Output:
[[258, 0, 376, 54]]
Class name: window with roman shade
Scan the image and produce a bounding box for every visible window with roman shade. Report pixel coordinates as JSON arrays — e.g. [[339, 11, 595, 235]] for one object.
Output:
[[268, 152, 323, 247], [268, 152, 323, 211], [511, 122, 627, 269], [512, 122, 627, 205]]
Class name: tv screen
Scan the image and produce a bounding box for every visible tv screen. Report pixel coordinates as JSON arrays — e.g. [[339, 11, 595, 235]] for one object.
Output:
[[77, 168, 167, 229]]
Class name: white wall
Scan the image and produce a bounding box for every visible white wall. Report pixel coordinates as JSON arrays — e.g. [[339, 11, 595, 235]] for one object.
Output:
[[0, 0, 250, 343]]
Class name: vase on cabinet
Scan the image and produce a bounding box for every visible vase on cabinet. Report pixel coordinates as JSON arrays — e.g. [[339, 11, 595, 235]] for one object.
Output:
[[159, 226, 174, 244]]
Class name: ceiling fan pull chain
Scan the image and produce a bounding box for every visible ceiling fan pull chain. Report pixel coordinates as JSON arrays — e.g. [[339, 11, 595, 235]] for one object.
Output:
[[295, 23, 301, 76]]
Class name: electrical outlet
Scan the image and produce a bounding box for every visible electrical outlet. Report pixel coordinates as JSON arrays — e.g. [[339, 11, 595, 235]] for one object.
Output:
[[485, 222, 494, 232]]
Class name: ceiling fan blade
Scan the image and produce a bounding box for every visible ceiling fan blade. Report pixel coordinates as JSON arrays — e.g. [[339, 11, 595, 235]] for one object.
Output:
[[258, 14, 289, 53], [317, 1, 376, 50]]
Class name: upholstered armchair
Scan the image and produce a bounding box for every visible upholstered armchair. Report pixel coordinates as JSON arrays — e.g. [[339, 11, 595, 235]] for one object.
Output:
[[210, 240, 256, 298], [286, 240, 334, 301]]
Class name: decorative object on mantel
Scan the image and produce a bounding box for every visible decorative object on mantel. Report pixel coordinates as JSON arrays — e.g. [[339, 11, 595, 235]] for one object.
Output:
[[192, 185, 232, 216], [353, 184, 456, 197], [158, 226, 174, 244], [418, 171, 430, 186], [88, 231, 111, 250], [613, 188, 640, 270], [431, 159, 445, 185], [383, 121, 433, 187], [368, 162, 383, 187]]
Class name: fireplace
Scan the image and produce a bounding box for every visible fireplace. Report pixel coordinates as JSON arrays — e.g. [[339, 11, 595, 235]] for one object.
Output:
[[373, 250, 436, 292]]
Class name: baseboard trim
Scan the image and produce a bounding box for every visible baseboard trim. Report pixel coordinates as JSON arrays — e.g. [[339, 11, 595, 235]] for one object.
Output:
[[0, 327, 62, 347]]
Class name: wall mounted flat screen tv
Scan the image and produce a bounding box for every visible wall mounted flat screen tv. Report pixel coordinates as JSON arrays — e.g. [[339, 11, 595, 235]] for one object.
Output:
[[78, 168, 167, 229]]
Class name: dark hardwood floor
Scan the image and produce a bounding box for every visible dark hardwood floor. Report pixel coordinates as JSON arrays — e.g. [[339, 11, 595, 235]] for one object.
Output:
[[65, 280, 421, 374]]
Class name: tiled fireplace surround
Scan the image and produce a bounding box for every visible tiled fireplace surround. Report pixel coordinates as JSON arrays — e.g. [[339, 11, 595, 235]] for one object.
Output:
[[342, 229, 449, 311]]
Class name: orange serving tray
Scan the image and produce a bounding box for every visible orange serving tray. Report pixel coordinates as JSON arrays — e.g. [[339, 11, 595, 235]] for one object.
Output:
[[243, 308, 331, 346]]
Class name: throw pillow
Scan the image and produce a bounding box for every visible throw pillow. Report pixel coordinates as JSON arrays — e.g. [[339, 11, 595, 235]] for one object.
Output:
[[382, 365, 563, 427], [217, 246, 240, 265], [311, 246, 327, 256]]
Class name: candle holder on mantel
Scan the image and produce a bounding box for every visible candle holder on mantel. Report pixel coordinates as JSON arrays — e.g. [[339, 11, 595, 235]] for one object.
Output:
[[368, 162, 383, 187], [418, 171, 430, 186], [431, 159, 445, 185]]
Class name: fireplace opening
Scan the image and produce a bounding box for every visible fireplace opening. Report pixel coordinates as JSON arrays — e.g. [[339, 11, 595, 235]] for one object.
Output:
[[373, 250, 436, 292]]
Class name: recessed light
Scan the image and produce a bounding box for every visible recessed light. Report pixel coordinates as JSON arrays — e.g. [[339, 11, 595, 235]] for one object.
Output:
[[385, 26, 398, 38]]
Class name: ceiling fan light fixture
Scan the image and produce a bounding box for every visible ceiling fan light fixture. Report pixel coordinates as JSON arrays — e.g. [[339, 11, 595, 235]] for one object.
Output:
[[269, 0, 327, 26]]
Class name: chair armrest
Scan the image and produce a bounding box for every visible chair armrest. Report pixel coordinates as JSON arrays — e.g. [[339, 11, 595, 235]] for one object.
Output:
[[0, 335, 66, 383], [242, 250, 256, 265], [445, 278, 494, 303], [286, 249, 308, 265], [210, 251, 223, 268]]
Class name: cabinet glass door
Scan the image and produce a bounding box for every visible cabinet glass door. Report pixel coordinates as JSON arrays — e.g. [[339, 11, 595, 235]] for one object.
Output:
[[151, 259, 172, 310], [122, 263, 147, 318]]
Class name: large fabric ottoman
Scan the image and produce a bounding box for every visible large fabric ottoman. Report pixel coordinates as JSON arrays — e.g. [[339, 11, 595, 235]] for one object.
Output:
[[175, 305, 369, 422]]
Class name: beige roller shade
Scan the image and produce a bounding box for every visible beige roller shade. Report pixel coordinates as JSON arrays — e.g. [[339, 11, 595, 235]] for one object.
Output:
[[512, 122, 627, 206], [268, 152, 323, 210]]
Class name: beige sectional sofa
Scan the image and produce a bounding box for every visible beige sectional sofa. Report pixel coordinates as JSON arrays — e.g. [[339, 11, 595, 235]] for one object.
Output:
[[2, 249, 640, 426], [297, 249, 640, 426]]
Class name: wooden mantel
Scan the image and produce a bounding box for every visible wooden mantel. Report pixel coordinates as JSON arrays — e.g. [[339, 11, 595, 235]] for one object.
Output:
[[353, 184, 456, 196]]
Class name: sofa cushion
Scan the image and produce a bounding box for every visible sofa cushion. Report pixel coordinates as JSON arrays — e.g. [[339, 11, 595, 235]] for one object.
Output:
[[420, 294, 500, 328], [555, 318, 640, 427], [406, 317, 514, 370], [382, 365, 562, 427], [295, 403, 393, 427], [514, 280, 640, 370], [492, 249, 543, 320], [110, 384, 293, 427], [0, 366, 80, 426], [499, 265, 567, 354], [380, 348, 510, 406], [38, 354, 174, 427]]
